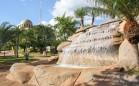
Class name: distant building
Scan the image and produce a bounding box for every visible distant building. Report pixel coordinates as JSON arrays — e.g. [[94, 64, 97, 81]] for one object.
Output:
[[18, 19, 33, 29]]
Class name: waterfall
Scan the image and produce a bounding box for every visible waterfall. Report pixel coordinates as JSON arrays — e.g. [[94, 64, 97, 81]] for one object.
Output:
[[58, 21, 121, 67]]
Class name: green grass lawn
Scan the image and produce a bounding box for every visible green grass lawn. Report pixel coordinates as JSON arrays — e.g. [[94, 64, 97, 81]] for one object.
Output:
[[0, 56, 36, 63], [0, 49, 57, 64], [18, 49, 57, 57]]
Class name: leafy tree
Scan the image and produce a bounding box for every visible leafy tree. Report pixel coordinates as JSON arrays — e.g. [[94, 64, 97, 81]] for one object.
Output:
[[0, 22, 15, 49], [19, 28, 34, 53], [55, 13, 78, 41], [74, 7, 87, 28], [19, 39, 26, 52], [18, 24, 58, 54], [30, 25, 55, 53]]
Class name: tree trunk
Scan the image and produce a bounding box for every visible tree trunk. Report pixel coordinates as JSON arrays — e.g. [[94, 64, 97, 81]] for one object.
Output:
[[15, 38, 19, 59], [80, 17, 84, 29], [33, 47, 35, 52], [124, 20, 139, 44], [4, 50, 5, 58], [25, 38, 28, 53], [23, 47, 26, 52], [39, 48, 43, 54], [91, 16, 94, 25]]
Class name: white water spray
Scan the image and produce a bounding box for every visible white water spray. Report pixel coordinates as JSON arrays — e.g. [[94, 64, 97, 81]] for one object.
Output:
[[58, 21, 120, 67]]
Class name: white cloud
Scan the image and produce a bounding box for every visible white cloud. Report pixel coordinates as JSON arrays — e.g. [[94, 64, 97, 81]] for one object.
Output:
[[49, 19, 58, 26], [49, 0, 93, 26], [51, 0, 93, 17], [49, 0, 110, 26], [40, 21, 48, 26]]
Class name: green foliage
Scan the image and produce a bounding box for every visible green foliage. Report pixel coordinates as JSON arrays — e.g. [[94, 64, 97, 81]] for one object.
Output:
[[0, 22, 16, 49], [54, 13, 78, 41], [74, 8, 87, 18], [89, 0, 139, 20], [121, 69, 139, 75], [18, 25, 58, 54], [19, 39, 26, 49], [1, 42, 12, 51], [74, 7, 87, 26]]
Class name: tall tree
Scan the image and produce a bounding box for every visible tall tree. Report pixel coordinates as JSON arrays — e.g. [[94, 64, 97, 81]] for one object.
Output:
[[88, 7, 95, 25], [31, 25, 55, 53], [0, 22, 15, 49], [85, 6, 116, 25], [10, 28, 21, 59], [55, 13, 78, 41], [20, 28, 33, 53], [74, 7, 87, 28]]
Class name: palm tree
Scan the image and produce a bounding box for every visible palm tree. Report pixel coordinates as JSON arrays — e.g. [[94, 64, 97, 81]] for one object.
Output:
[[0, 22, 15, 49], [74, 7, 87, 28], [89, 0, 139, 70], [88, 7, 95, 25], [55, 13, 78, 40], [84, 7, 105, 25], [12, 28, 21, 59], [32, 25, 55, 53]]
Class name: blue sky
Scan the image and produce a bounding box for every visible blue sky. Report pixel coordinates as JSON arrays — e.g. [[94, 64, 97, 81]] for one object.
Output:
[[0, 0, 56, 25], [0, 0, 109, 26]]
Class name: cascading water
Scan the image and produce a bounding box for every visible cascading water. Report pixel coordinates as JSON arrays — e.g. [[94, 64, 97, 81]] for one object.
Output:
[[58, 21, 121, 67]]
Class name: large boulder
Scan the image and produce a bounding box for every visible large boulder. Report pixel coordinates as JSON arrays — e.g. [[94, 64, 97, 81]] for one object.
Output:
[[119, 39, 139, 70], [6, 64, 139, 86], [57, 41, 71, 52], [6, 63, 35, 84], [28, 65, 81, 86], [28, 65, 139, 86]]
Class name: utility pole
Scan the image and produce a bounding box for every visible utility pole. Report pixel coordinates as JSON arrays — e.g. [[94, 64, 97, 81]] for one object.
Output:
[[40, 0, 42, 23]]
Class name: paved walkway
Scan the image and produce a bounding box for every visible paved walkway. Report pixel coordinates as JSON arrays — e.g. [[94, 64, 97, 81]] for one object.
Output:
[[0, 51, 15, 56]]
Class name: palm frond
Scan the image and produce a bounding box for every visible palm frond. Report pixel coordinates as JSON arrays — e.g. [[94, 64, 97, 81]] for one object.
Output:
[[87, 0, 139, 20]]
